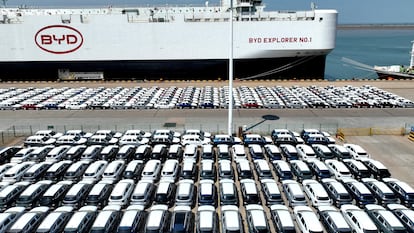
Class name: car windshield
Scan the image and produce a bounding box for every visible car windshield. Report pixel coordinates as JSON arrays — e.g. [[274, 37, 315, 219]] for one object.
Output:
[[407, 194, 414, 200], [296, 196, 306, 201], [173, 213, 187, 231], [379, 169, 391, 177], [111, 195, 122, 200], [361, 194, 375, 201], [320, 170, 331, 176], [200, 195, 212, 201], [339, 193, 351, 199], [133, 195, 144, 199]]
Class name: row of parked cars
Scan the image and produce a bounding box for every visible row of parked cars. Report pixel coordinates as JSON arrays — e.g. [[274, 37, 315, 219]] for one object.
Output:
[[0, 128, 413, 232], [0, 84, 412, 110], [22, 127, 338, 150]]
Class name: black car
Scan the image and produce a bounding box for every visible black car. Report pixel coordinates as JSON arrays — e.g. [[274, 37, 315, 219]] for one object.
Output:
[[85, 183, 113, 209], [0, 146, 22, 163], [365, 205, 406, 233], [134, 145, 152, 160], [343, 180, 376, 208], [343, 159, 371, 180], [15, 181, 52, 209], [361, 159, 391, 180], [312, 144, 335, 160], [123, 160, 144, 181], [44, 161, 72, 181], [154, 181, 176, 207], [328, 144, 352, 160], [0, 183, 28, 210], [198, 180, 217, 207], [99, 145, 119, 161], [290, 161, 313, 182], [270, 205, 297, 233], [116, 145, 136, 161], [39, 181, 72, 208], [117, 206, 146, 233], [65, 145, 87, 160], [212, 135, 240, 146], [169, 206, 194, 233], [22, 162, 53, 182], [264, 144, 282, 160], [168, 145, 184, 161], [150, 144, 168, 161], [80, 145, 102, 161]]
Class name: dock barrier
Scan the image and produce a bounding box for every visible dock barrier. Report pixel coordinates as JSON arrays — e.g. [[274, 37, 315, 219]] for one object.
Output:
[[337, 127, 405, 137], [409, 127, 414, 142]]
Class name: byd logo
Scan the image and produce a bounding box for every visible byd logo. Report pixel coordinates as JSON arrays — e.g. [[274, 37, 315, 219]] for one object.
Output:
[[35, 25, 83, 54]]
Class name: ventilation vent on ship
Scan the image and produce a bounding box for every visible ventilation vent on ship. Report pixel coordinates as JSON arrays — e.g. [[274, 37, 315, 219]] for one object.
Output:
[[61, 14, 71, 24]]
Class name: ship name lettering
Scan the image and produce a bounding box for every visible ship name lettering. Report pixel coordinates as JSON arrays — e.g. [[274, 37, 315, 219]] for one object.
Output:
[[249, 37, 262, 43], [40, 34, 78, 45], [249, 37, 312, 43]]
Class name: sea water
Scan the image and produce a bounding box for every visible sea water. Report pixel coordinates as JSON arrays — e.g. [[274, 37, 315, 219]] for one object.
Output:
[[325, 28, 414, 80]]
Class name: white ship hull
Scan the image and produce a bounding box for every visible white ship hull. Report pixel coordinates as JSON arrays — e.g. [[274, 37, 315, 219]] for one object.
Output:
[[0, 3, 337, 80]]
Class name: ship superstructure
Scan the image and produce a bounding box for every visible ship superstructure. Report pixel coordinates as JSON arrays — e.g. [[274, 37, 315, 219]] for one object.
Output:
[[0, 0, 337, 80]]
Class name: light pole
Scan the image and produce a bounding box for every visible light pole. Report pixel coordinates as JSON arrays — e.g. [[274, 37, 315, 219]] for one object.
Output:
[[227, 0, 234, 136]]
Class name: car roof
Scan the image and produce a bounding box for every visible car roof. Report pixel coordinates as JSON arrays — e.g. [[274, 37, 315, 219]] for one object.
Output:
[[119, 209, 142, 228], [222, 206, 240, 230]]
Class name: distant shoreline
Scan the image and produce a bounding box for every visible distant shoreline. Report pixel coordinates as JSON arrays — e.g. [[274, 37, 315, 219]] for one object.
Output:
[[338, 24, 414, 30]]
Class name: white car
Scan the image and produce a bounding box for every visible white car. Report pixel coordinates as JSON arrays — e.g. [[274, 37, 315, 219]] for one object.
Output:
[[123, 129, 151, 138], [108, 179, 135, 207], [182, 129, 211, 139], [293, 206, 324, 233], [296, 144, 317, 161], [181, 135, 210, 146], [340, 204, 378, 233], [24, 136, 55, 147], [55, 135, 88, 145], [325, 159, 352, 181], [302, 179, 331, 207], [344, 144, 370, 160], [118, 135, 149, 146]]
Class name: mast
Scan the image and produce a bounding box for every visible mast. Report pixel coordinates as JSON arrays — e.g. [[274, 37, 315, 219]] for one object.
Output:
[[2, 0, 7, 7], [410, 40, 414, 68]]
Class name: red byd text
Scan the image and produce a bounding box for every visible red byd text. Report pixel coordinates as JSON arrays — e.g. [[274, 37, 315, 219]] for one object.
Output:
[[35, 25, 84, 54], [40, 34, 78, 45]]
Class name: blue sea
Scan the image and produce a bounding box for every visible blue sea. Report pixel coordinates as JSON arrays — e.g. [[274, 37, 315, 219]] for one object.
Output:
[[325, 28, 414, 80]]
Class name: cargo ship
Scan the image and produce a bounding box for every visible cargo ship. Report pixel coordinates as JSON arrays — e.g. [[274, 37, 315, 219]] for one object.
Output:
[[0, 0, 337, 81], [374, 40, 414, 79]]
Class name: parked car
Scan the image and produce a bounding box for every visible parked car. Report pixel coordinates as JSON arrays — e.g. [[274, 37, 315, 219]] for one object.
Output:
[[365, 204, 406, 233], [318, 206, 352, 233]]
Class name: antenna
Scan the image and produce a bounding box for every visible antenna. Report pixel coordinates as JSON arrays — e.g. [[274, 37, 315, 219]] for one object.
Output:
[[410, 40, 414, 68]]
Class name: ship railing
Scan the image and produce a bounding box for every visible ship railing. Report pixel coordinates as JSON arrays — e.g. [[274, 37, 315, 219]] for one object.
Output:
[[254, 11, 315, 21], [183, 11, 315, 22], [184, 12, 230, 22]]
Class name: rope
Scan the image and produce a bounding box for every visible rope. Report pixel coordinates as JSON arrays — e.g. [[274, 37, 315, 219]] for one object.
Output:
[[238, 56, 317, 81]]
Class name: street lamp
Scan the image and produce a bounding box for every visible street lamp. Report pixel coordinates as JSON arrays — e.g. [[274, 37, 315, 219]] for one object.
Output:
[[227, 0, 234, 136]]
